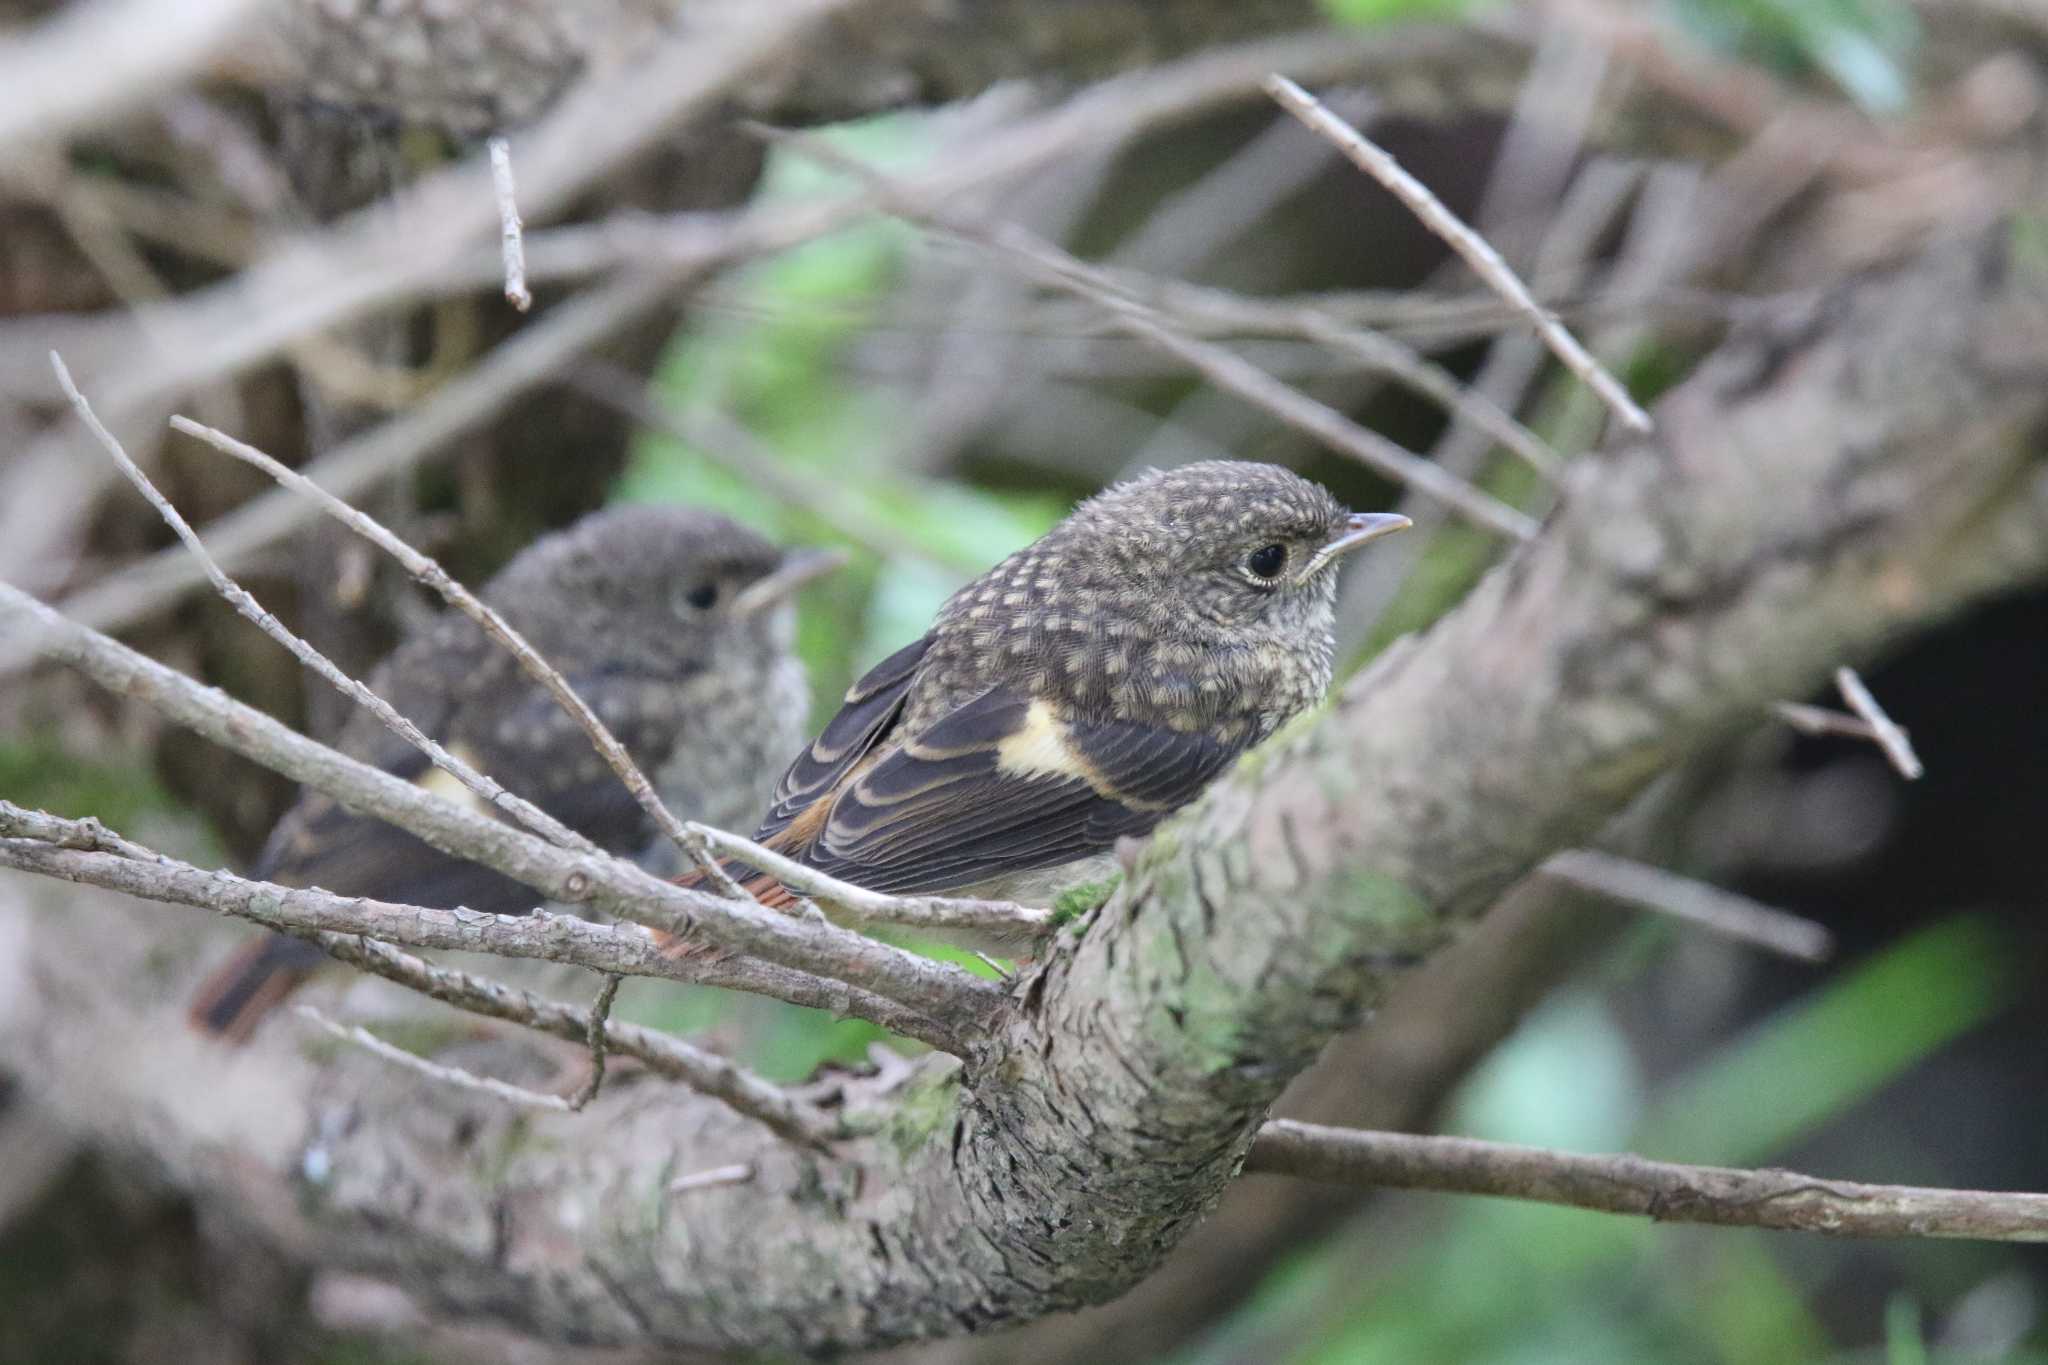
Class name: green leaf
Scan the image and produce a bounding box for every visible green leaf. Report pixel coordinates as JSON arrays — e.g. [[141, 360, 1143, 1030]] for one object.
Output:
[[1318, 0, 1479, 27], [1635, 916, 2016, 1164]]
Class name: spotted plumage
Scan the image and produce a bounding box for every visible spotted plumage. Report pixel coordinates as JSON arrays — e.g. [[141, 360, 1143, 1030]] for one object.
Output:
[[681, 461, 1409, 947], [189, 504, 826, 1040]]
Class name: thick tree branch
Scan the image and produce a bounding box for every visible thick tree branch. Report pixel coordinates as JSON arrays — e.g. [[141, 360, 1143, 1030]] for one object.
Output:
[[1247, 1121, 2048, 1241]]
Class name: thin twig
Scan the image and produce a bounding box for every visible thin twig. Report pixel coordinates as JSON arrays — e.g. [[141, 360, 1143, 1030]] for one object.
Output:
[[1539, 849, 1833, 962], [1772, 700, 1883, 742], [567, 973, 622, 1111], [0, 799, 156, 859], [167, 414, 696, 857], [47, 269, 671, 648], [680, 825, 758, 902], [0, 589, 994, 1050], [0, 824, 955, 1054], [320, 936, 836, 1148], [1247, 1121, 2048, 1242], [488, 137, 532, 312], [668, 1163, 756, 1196], [1263, 74, 1654, 435], [566, 361, 981, 574], [300, 1005, 578, 1112], [750, 125, 1538, 542], [22, 30, 1456, 635], [52, 353, 593, 856], [1097, 273, 1563, 482], [0, 0, 266, 155], [1833, 666, 1924, 780], [686, 822, 1054, 945]]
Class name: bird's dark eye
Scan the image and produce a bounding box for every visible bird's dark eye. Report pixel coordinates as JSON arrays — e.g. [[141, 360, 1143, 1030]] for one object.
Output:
[[681, 581, 719, 611], [1244, 544, 1288, 581]]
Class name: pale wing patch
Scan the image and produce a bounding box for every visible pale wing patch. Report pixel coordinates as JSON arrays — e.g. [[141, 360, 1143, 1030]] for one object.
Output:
[[994, 699, 1088, 781], [414, 741, 498, 819]]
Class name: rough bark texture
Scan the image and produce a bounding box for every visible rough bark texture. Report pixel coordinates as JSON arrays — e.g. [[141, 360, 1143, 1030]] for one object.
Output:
[[7, 225, 2047, 1353]]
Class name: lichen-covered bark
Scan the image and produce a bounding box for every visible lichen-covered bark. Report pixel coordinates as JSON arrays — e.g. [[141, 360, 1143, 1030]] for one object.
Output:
[[8, 227, 2048, 1353]]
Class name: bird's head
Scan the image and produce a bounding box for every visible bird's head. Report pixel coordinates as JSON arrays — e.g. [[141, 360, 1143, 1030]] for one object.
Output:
[[488, 504, 841, 677], [1058, 461, 1409, 641]]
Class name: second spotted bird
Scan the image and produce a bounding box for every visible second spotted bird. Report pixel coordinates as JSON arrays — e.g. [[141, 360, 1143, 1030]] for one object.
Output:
[[189, 503, 832, 1039]]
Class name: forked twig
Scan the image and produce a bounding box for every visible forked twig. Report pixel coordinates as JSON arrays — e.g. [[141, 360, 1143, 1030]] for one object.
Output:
[[167, 414, 700, 854], [54, 354, 592, 856], [300, 1005, 580, 1112], [1264, 74, 1654, 435], [1833, 666, 1924, 780], [686, 822, 1054, 944]]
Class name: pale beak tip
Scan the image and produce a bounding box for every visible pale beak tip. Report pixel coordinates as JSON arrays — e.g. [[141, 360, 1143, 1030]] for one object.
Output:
[[731, 546, 849, 616], [1347, 511, 1412, 537]]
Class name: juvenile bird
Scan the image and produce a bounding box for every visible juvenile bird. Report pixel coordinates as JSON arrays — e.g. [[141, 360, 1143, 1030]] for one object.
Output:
[[678, 461, 1408, 949], [189, 503, 833, 1041]]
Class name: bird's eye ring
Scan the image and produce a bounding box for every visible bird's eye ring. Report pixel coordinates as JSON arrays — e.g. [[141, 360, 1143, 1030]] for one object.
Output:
[[1243, 543, 1288, 582], [680, 581, 720, 611]]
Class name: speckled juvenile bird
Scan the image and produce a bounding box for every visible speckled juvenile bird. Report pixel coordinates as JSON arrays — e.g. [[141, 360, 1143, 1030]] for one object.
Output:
[[189, 503, 834, 1041], [679, 461, 1408, 946]]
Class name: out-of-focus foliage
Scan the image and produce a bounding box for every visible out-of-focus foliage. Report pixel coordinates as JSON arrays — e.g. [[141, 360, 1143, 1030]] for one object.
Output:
[[1318, 0, 1490, 29], [1170, 916, 2033, 1364], [1675, 0, 1920, 112]]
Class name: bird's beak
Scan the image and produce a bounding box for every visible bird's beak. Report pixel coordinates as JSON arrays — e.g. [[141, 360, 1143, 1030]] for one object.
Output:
[[1301, 511, 1412, 580], [730, 547, 850, 617]]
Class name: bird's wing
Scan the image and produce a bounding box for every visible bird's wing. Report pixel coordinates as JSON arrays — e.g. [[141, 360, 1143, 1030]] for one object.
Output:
[[755, 633, 930, 843], [255, 666, 680, 910], [802, 686, 1243, 897], [250, 742, 544, 914], [446, 667, 713, 852]]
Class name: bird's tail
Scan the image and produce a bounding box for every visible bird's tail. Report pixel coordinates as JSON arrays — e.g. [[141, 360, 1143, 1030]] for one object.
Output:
[[186, 934, 330, 1043], [661, 861, 798, 957]]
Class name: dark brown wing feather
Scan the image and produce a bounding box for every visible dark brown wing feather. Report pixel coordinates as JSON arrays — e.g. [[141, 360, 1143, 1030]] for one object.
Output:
[[756, 634, 929, 842], [798, 687, 1243, 897]]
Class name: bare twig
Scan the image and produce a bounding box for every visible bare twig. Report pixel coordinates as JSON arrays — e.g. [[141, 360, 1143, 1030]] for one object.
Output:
[[1772, 700, 1883, 741], [0, 824, 955, 1053], [52, 354, 592, 856], [1247, 1121, 2048, 1242], [2, 0, 856, 594], [488, 137, 532, 312], [50, 270, 674, 644], [0, 799, 156, 859], [679, 826, 760, 902], [167, 414, 695, 858], [668, 1163, 756, 1196], [1263, 73, 1654, 435], [686, 822, 1054, 945], [0, 0, 266, 155], [752, 126, 1539, 542], [566, 361, 981, 574], [320, 936, 836, 1148], [300, 1006, 580, 1112], [1538, 849, 1833, 962], [0, 585, 998, 1047], [1833, 666, 1925, 779], [567, 973, 622, 1111], [1199, 303, 1560, 472]]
